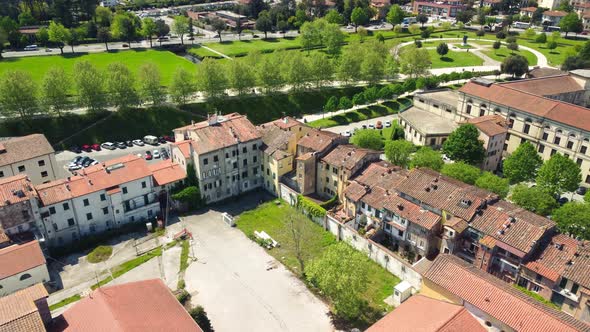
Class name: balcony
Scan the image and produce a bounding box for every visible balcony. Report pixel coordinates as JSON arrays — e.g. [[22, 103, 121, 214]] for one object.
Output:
[[553, 287, 579, 303]]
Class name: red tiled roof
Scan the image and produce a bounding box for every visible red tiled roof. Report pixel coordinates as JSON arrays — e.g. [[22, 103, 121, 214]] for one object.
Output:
[[173, 140, 192, 159], [321, 145, 380, 170], [344, 181, 369, 202], [0, 134, 54, 167], [35, 179, 73, 206], [424, 255, 590, 332], [55, 279, 202, 332], [0, 240, 45, 279], [501, 75, 584, 96], [460, 80, 590, 132], [258, 124, 295, 159], [0, 174, 37, 207], [297, 129, 340, 153], [466, 115, 508, 137], [523, 234, 578, 283], [149, 160, 186, 186], [543, 10, 567, 16], [0, 283, 48, 332], [383, 194, 442, 231], [352, 161, 407, 189], [367, 295, 486, 332], [520, 6, 537, 11], [259, 116, 303, 130]]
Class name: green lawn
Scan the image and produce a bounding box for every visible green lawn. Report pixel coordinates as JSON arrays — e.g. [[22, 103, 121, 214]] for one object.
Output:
[[179, 240, 190, 272], [482, 47, 538, 66], [49, 294, 82, 311], [236, 201, 400, 323], [188, 45, 225, 59], [91, 246, 162, 290], [0, 49, 196, 88], [203, 37, 303, 57], [86, 245, 113, 263], [427, 49, 484, 68], [309, 98, 411, 128]]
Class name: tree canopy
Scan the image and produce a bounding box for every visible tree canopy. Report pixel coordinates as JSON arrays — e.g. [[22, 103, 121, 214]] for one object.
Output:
[[440, 162, 481, 185], [510, 184, 558, 216], [502, 142, 542, 184], [386, 5, 404, 25], [551, 202, 590, 240], [409, 147, 444, 171], [536, 153, 581, 196], [385, 140, 414, 168], [398, 45, 431, 78], [501, 54, 529, 77], [351, 129, 384, 150], [442, 124, 485, 165], [475, 172, 509, 198]]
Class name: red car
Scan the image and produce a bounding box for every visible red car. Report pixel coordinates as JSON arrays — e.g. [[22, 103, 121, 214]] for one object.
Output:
[[163, 135, 175, 142], [81, 144, 92, 152], [145, 151, 153, 160], [91, 144, 101, 151]]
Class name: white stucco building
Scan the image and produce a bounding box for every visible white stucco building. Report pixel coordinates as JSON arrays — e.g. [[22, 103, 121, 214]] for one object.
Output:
[[0, 240, 49, 297], [0, 134, 58, 185]]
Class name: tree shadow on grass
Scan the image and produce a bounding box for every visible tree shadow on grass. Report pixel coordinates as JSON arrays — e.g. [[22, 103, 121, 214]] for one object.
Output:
[[440, 56, 454, 62]]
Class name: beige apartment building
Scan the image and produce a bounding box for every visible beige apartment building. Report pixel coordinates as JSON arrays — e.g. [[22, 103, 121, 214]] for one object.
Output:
[[0, 134, 58, 185]]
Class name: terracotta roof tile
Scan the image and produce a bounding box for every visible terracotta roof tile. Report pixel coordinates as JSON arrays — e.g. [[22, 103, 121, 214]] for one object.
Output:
[[367, 295, 486, 332], [321, 145, 380, 170], [383, 194, 442, 231], [0, 175, 37, 207], [501, 75, 584, 96], [527, 67, 566, 78], [0, 134, 54, 167], [173, 140, 192, 158], [0, 283, 48, 332], [297, 129, 340, 152], [35, 179, 73, 206], [344, 181, 368, 202], [352, 161, 407, 189], [523, 234, 579, 283], [521, 6, 537, 11], [0, 240, 45, 279], [55, 279, 202, 332], [149, 160, 186, 186], [466, 115, 508, 136], [424, 255, 590, 332], [258, 125, 295, 159], [259, 116, 302, 130], [543, 10, 567, 16]]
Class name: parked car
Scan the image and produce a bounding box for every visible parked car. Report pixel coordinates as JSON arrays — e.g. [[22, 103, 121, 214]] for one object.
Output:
[[116, 142, 127, 149], [145, 150, 153, 160], [368, 124, 375, 129], [385, 121, 391, 128], [576, 186, 588, 195], [81, 144, 92, 152], [160, 148, 169, 159], [153, 149, 160, 158], [342, 130, 351, 137], [80, 157, 92, 167], [376, 121, 383, 129], [158, 136, 167, 144], [125, 141, 133, 147], [558, 197, 569, 205], [143, 135, 159, 145], [101, 142, 116, 150], [71, 156, 83, 165], [91, 144, 101, 151], [132, 139, 145, 146], [361, 124, 367, 129], [68, 164, 82, 171], [163, 135, 174, 142], [70, 146, 82, 153]]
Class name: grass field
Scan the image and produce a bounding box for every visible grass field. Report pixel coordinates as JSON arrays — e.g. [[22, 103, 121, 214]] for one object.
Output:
[[204, 37, 303, 57], [236, 201, 399, 324], [428, 48, 484, 68], [0, 49, 196, 87], [482, 47, 538, 66], [86, 245, 113, 263], [309, 98, 411, 128]]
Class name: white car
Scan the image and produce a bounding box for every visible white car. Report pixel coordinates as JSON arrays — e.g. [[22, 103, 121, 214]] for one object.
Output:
[[342, 130, 351, 137], [68, 164, 82, 171], [153, 150, 161, 159], [132, 139, 144, 146], [385, 121, 391, 128], [368, 124, 375, 129]]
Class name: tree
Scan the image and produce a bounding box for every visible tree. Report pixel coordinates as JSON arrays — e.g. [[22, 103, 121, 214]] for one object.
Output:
[[385, 140, 414, 168], [337, 43, 363, 83], [198, 58, 229, 99], [560, 12, 583, 36], [390, 121, 405, 140], [141, 18, 157, 48], [550, 30, 561, 43], [95, 6, 113, 27], [0, 70, 38, 121], [490, 40, 501, 55], [48, 21, 70, 54], [535, 32, 547, 43], [138, 63, 164, 105], [351, 129, 384, 150], [441, 162, 481, 185], [545, 40, 558, 53], [357, 26, 368, 42], [558, 0, 574, 12], [282, 209, 316, 273], [169, 67, 195, 104], [339, 96, 352, 109], [171, 186, 202, 210], [97, 26, 111, 51], [399, 45, 431, 78], [282, 53, 309, 91], [300, 21, 321, 52], [501, 54, 528, 78], [408, 24, 421, 35], [350, 7, 368, 32], [552, 202, 590, 240], [410, 147, 443, 171], [436, 42, 449, 57], [507, 41, 519, 53], [227, 59, 256, 95], [256, 10, 273, 39], [105, 62, 139, 108], [510, 184, 558, 216], [211, 17, 226, 42], [73, 61, 107, 112], [524, 27, 536, 39], [308, 52, 334, 88], [66, 27, 83, 53], [324, 96, 338, 113], [455, 10, 474, 24], [386, 5, 404, 26], [502, 142, 542, 184], [393, 24, 403, 36], [442, 124, 485, 165], [361, 46, 385, 83], [36, 27, 49, 47], [171, 16, 190, 45], [325, 9, 344, 24], [257, 52, 285, 93], [41, 67, 71, 116], [155, 19, 170, 46], [537, 153, 581, 196], [189, 306, 213, 332], [323, 23, 345, 55], [475, 172, 509, 198], [111, 12, 140, 46], [305, 243, 370, 320], [416, 13, 428, 27], [0, 28, 7, 59]]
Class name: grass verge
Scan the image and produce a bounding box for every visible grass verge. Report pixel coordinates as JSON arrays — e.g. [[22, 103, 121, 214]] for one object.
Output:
[[179, 240, 190, 272], [49, 294, 82, 311], [90, 246, 162, 290], [308, 98, 411, 128], [86, 245, 113, 264]]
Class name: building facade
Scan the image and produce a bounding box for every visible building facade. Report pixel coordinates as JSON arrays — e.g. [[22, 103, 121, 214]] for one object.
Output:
[[0, 134, 58, 185], [0, 241, 49, 297]]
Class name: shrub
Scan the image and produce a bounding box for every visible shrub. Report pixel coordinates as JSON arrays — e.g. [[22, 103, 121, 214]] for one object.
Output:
[[496, 31, 506, 39], [476, 29, 485, 37], [363, 86, 380, 103], [87, 245, 113, 263], [338, 96, 353, 109], [535, 33, 547, 43], [297, 194, 327, 217], [177, 289, 190, 304], [352, 93, 366, 106], [172, 186, 202, 210], [177, 278, 186, 290], [189, 306, 214, 332], [506, 36, 517, 43], [414, 39, 422, 48]]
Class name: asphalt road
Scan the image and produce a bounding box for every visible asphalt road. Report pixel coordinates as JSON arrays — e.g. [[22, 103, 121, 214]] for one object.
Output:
[[324, 114, 399, 135]]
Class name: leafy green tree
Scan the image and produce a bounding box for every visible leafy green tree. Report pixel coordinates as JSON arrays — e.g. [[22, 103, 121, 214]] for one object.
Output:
[[416, 13, 428, 27], [357, 26, 368, 42], [442, 124, 485, 165], [546, 41, 558, 53], [73, 61, 107, 111], [172, 186, 202, 210], [169, 67, 195, 104], [227, 59, 256, 95], [95, 6, 113, 27], [455, 10, 474, 24], [390, 121, 405, 140], [0, 70, 38, 121], [361, 47, 385, 84], [436, 42, 449, 57], [501, 54, 528, 78], [325, 9, 344, 24], [560, 12, 583, 37], [386, 5, 404, 26], [408, 24, 421, 35], [138, 62, 165, 105], [351, 129, 384, 150], [155, 19, 170, 45], [393, 24, 403, 35], [256, 52, 285, 93], [524, 28, 536, 39], [282, 53, 309, 91], [510, 184, 558, 216], [399, 45, 431, 78], [324, 96, 338, 113], [256, 10, 273, 39], [106, 62, 139, 108], [305, 243, 370, 320], [199, 58, 229, 98], [339, 96, 352, 109], [535, 32, 547, 43], [41, 67, 71, 116], [141, 18, 157, 47], [337, 43, 363, 83], [211, 17, 226, 42], [550, 30, 561, 43], [502, 142, 542, 184], [300, 20, 322, 52], [36, 27, 49, 47], [308, 52, 334, 88], [537, 153, 581, 196], [492, 40, 501, 54], [97, 26, 111, 51], [0, 28, 8, 59], [323, 22, 345, 55], [66, 27, 84, 53], [48, 21, 70, 54], [111, 12, 140, 46], [585, 191, 590, 203], [553, 203, 590, 240], [350, 7, 368, 32], [475, 172, 509, 198], [171, 16, 190, 44], [507, 41, 519, 53], [410, 147, 443, 171], [385, 140, 414, 168], [441, 162, 481, 185], [189, 306, 213, 332]]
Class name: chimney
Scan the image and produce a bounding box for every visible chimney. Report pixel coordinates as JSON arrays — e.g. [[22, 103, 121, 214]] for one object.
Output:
[[283, 117, 288, 124]]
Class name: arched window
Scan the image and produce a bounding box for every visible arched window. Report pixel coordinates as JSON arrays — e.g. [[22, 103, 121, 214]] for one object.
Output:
[[557, 129, 563, 135], [570, 133, 576, 138], [467, 99, 473, 104], [494, 107, 501, 114], [480, 104, 488, 109], [19, 273, 31, 281]]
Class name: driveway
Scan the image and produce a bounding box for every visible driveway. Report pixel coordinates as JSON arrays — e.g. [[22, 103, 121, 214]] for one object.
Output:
[[180, 200, 334, 332]]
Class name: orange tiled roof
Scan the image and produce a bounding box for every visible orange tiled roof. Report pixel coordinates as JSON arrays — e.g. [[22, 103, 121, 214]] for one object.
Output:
[[466, 115, 508, 137], [173, 140, 192, 159], [543, 10, 567, 16], [35, 179, 73, 206], [259, 116, 303, 130], [501, 75, 584, 96], [0, 240, 45, 279], [353, 161, 407, 189], [149, 160, 186, 186], [321, 145, 380, 170], [54, 279, 202, 332], [424, 255, 590, 332], [297, 129, 340, 153], [366, 295, 486, 332], [0, 134, 54, 167], [521, 6, 537, 11], [0, 174, 37, 207], [0, 283, 47, 332], [383, 194, 442, 231], [523, 234, 579, 283]]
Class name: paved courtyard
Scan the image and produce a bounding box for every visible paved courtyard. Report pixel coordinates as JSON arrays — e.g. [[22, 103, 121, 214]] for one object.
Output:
[[181, 205, 335, 332]]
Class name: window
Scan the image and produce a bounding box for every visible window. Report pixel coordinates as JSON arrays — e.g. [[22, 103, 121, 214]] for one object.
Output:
[[551, 149, 557, 156], [53, 223, 58, 231], [122, 187, 128, 194], [479, 108, 485, 117], [41, 171, 48, 178], [253, 156, 257, 163], [523, 124, 530, 134], [49, 207, 56, 215], [0, 171, 3, 178], [242, 147, 247, 153], [214, 155, 219, 162], [531, 284, 541, 293], [103, 207, 109, 215], [506, 133, 511, 140], [63, 203, 69, 210], [542, 132, 549, 141], [582, 146, 587, 154], [535, 273, 543, 282], [18, 165, 25, 172], [233, 162, 238, 169], [86, 213, 93, 220], [577, 158, 583, 166], [586, 175, 590, 184], [554, 136, 561, 145], [538, 144, 545, 153], [252, 143, 257, 150], [559, 278, 568, 289], [38, 160, 45, 167], [243, 159, 248, 166], [100, 193, 106, 201], [83, 198, 89, 206], [141, 181, 146, 189], [430, 138, 436, 145], [466, 104, 472, 114], [19, 273, 31, 281], [68, 218, 75, 226], [571, 283, 580, 294], [203, 158, 208, 165], [567, 141, 574, 149]]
